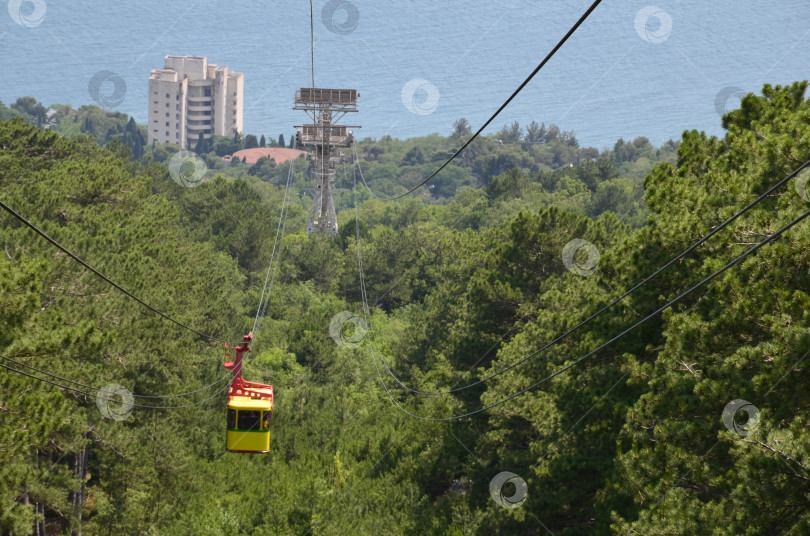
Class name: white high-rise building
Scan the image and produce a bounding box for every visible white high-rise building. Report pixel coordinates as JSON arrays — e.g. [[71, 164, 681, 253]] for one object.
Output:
[[148, 55, 244, 149]]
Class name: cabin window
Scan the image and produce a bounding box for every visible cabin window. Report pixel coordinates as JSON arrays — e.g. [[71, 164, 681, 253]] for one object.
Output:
[[227, 409, 236, 429], [262, 411, 271, 430], [237, 410, 261, 431]]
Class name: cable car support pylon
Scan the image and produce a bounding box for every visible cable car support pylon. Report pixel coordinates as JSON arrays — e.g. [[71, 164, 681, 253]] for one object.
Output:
[[294, 88, 360, 235]]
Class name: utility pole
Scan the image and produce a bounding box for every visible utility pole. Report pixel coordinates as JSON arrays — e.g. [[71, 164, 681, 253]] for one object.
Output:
[[294, 88, 359, 235]]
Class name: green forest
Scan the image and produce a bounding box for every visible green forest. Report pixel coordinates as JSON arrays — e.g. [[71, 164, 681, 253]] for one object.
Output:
[[1, 81, 809, 535]]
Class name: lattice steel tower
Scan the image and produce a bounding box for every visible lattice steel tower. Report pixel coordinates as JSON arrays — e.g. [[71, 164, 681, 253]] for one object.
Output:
[[294, 88, 359, 235]]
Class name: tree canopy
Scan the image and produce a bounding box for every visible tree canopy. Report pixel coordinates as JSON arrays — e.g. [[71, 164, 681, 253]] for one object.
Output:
[[1, 81, 808, 535]]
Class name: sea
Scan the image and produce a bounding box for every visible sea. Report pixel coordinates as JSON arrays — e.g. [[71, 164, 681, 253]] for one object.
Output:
[[3, 0, 809, 150]]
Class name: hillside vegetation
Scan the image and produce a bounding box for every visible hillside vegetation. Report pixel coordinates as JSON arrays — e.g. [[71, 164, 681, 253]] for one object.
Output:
[[1, 82, 809, 535]]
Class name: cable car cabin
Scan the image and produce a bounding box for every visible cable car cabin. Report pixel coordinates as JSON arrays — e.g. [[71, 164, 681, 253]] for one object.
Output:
[[226, 394, 272, 453], [224, 333, 274, 454]]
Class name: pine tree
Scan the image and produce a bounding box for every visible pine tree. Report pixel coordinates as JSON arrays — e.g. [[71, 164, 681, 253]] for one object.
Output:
[[195, 132, 206, 154]]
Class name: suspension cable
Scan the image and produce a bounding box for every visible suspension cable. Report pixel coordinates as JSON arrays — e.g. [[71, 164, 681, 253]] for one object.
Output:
[[253, 155, 295, 339], [356, 157, 810, 395], [353, 159, 810, 419], [0, 353, 233, 399], [1, 162, 295, 404], [356, 0, 604, 200], [309, 0, 315, 91], [257, 164, 294, 333], [0, 198, 228, 343], [0, 358, 233, 410]]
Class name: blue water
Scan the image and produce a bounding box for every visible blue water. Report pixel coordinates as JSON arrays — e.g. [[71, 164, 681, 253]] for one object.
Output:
[[3, 0, 808, 149]]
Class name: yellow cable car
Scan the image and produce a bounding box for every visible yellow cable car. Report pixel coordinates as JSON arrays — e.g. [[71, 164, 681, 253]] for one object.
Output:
[[224, 333, 274, 454], [226, 395, 273, 453]]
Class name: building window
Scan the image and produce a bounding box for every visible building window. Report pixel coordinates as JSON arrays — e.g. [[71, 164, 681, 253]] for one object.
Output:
[[166, 103, 169, 108], [165, 113, 169, 117], [176, 114, 179, 119], [176, 104, 180, 110], [165, 93, 170, 98], [176, 123, 179, 129], [204, 89, 211, 97], [166, 122, 169, 126], [166, 131, 169, 136], [176, 133, 179, 139], [176, 94, 180, 101], [203, 110, 211, 116], [153, 101, 158, 104]]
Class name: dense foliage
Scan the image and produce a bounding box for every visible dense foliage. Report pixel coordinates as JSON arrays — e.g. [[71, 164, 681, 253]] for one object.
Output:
[[1, 82, 808, 535]]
